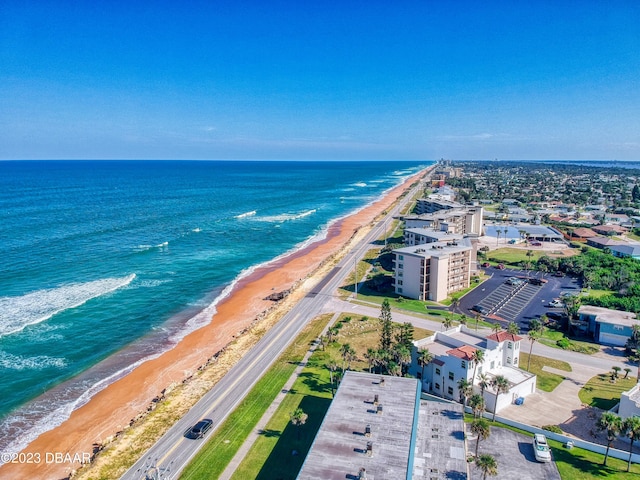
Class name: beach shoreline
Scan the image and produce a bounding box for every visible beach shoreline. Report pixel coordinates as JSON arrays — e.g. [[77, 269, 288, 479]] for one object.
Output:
[[0, 166, 430, 480]]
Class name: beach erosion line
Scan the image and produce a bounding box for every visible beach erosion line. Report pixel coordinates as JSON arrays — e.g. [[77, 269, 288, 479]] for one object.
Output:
[[0, 165, 433, 479]]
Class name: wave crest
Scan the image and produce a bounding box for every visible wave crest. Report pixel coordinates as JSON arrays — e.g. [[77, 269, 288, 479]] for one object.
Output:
[[257, 209, 317, 223], [234, 210, 257, 219], [0, 274, 136, 338]]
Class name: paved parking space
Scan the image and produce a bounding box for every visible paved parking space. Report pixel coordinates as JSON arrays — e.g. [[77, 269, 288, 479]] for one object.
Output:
[[458, 268, 581, 330], [468, 425, 561, 479]]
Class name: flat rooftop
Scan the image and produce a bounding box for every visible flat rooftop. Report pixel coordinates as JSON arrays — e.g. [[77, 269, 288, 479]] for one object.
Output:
[[413, 401, 467, 479], [579, 305, 637, 327], [297, 371, 419, 480]]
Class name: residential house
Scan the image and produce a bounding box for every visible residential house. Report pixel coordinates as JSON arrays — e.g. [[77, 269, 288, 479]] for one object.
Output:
[[619, 384, 640, 420], [579, 305, 639, 346], [409, 326, 536, 415]]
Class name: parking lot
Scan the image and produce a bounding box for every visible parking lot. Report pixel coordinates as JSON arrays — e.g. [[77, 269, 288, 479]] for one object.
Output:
[[458, 267, 581, 330], [468, 425, 561, 479]]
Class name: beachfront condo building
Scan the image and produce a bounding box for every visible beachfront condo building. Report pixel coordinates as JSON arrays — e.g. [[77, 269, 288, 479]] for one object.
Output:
[[392, 238, 472, 302], [403, 206, 483, 235]]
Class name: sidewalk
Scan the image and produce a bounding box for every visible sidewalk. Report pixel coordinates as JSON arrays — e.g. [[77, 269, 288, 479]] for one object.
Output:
[[218, 312, 339, 480]]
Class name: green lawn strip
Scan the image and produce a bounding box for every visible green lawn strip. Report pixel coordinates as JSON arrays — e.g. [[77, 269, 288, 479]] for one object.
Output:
[[519, 353, 571, 392], [538, 330, 600, 355], [486, 247, 545, 266], [464, 416, 640, 478], [180, 313, 332, 480], [578, 374, 637, 410], [230, 351, 333, 480]]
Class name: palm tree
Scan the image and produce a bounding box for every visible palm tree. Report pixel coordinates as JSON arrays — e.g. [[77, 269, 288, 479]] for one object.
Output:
[[393, 343, 411, 376], [290, 408, 308, 440], [443, 314, 453, 330], [340, 343, 356, 372], [476, 454, 498, 480], [527, 319, 544, 372], [417, 348, 433, 386], [490, 375, 510, 421], [491, 323, 501, 334], [623, 416, 640, 472], [469, 394, 486, 418], [507, 322, 519, 335], [458, 378, 473, 406], [597, 412, 622, 466], [327, 361, 339, 396], [471, 418, 491, 457], [624, 367, 632, 379], [477, 372, 490, 398], [496, 229, 501, 246], [365, 348, 376, 373], [612, 366, 621, 382], [471, 349, 485, 388], [475, 312, 483, 331]]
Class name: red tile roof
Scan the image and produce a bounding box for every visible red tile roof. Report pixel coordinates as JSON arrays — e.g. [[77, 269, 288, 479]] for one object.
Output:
[[446, 344, 477, 360], [487, 331, 522, 342]]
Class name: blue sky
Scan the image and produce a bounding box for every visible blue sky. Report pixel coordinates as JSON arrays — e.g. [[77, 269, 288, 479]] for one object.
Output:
[[1, 1, 638, 160]]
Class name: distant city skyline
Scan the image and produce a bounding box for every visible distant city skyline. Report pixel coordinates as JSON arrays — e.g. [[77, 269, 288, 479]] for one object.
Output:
[[1, 1, 638, 161]]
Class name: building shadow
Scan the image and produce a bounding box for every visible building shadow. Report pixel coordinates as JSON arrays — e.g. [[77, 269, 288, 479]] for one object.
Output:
[[255, 395, 332, 480]]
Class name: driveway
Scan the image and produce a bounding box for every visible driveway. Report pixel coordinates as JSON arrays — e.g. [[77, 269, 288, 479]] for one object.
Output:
[[468, 425, 561, 479]]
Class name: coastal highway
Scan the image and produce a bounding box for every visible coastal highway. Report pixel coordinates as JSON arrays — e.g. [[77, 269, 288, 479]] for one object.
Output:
[[121, 174, 425, 479]]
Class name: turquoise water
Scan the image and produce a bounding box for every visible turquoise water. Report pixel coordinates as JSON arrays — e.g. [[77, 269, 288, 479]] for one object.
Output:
[[0, 160, 428, 456]]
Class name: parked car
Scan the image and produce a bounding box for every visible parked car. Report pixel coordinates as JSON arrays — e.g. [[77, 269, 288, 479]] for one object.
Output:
[[531, 241, 542, 246], [533, 433, 552, 463], [496, 263, 505, 270], [471, 305, 488, 315], [547, 299, 564, 308], [554, 271, 565, 277], [185, 418, 213, 439], [506, 277, 525, 286], [529, 278, 548, 285], [481, 262, 491, 267]]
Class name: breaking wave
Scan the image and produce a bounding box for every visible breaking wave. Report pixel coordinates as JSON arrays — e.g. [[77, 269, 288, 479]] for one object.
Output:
[[0, 274, 136, 338]]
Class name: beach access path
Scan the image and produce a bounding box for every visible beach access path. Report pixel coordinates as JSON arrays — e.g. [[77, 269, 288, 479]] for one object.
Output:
[[119, 173, 426, 479]]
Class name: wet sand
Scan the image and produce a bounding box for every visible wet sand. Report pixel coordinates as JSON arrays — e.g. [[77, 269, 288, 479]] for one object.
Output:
[[0, 168, 428, 480]]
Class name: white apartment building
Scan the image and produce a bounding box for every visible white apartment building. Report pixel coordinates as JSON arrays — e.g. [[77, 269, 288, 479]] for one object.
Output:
[[409, 326, 536, 414], [392, 239, 472, 302], [403, 206, 483, 236]]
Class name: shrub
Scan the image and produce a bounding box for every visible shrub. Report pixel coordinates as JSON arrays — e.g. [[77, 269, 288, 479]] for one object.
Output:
[[556, 338, 571, 349], [542, 425, 563, 434]]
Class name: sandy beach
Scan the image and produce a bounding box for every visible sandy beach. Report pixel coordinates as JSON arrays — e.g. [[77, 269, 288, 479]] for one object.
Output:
[[0, 167, 429, 480]]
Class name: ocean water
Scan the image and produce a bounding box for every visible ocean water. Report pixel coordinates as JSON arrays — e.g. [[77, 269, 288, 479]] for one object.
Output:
[[0, 159, 428, 456]]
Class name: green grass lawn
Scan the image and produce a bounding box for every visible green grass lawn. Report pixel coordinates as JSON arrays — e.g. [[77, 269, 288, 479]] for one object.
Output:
[[519, 352, 571, 392], [539, 329, 600, 355], [229, 314, 432, 478], [579, 373, 637, 410], [486, 247, 545, 265], [180, 313, 332, 480], [230, 351, 334, 480]]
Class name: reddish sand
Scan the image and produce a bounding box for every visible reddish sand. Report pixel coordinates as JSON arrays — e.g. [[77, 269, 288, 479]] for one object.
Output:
[[0, 168, 428, 480]]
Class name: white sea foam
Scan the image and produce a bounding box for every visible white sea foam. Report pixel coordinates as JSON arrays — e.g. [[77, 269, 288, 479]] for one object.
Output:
[[256, 209, 317, 223], [351, 182, 368, 187], [0, 274, 136, 338], [0, 352, 160, 464], [0, 351, 67, 370], [134, 241, 169, 252], [192, 227, 202, 233], [235, 210, 257, 219]]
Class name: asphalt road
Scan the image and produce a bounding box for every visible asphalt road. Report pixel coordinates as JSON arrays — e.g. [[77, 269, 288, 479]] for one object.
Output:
[[121, 175, 425, 479]]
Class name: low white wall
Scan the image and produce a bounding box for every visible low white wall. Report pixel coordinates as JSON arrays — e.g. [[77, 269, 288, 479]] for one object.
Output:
[[465, 407, 640, 464]]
